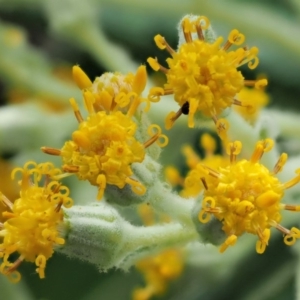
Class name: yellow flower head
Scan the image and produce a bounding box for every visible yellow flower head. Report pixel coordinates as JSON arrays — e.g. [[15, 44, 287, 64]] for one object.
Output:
[[148, 15, 267, 138], [0, 162, 73, 282], [133, 249, 184, 300], [72, 65, 148, 116], [42, 66, 168, 200], [192, 139, 300, 253]]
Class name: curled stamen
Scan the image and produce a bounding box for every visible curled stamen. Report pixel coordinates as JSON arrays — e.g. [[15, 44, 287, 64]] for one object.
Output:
[[144, 124, 168, 148], [223, 29, 245, 51], [3, 256, 24, 282], [197, 16, 210, 30], [239, 47, 259, 69], [229, 29, 245, 45], [284, 227, 300, 246], [202, 196, 216, 209], [35, 255, 46, 279], [148, 87, 165, 103], [256, 228, 270, 254]]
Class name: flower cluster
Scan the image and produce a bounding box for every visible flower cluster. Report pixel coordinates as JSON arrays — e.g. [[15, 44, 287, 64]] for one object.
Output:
[[0, 162, 73, 282], [190, 139, 300, 253], [42, 65, 168, 199], [148, 15, 267, 140], [1, 14, 300, 300]]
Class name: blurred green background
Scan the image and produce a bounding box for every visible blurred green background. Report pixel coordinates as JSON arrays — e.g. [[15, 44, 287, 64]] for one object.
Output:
[[1, 0, 300, 299]]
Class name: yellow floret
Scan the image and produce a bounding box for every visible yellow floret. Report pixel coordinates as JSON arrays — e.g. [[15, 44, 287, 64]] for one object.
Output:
[[42, 66, 168, 200], [0, 162, 73, 282], [194, 139, 300, 253], [148, 15, 267, 140]]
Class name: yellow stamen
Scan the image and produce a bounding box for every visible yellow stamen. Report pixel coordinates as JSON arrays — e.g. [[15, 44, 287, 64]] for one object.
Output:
[[147, 57, 168, 73], [83, 90, 95, 114], [154, 35, 175, 54], [226, 141, 242, 163], [96, 174, 106, 200], [181, 18, 193, 43], [250, 139, 274, 163], [281, 204, 300, 212], [219, 235, 237, 253], [35, 255, 46, 279], [132, 65, 147, 95], [273, 153, 288, 174], [283, 169, 300, 189], [69, 98, 84, 123], [127, 93, 141, 118], [215, 118, 230, 141], [256, 228, 270, 254], [72, 65, 93, 90], [201, 134, 216, 155], [40, 147, 61, 156], [62, 165, 79, 173], [125, 177, 146, 195]]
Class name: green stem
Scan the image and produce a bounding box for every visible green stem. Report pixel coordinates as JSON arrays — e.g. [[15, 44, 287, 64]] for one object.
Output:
[[125, 221, 198, 252]]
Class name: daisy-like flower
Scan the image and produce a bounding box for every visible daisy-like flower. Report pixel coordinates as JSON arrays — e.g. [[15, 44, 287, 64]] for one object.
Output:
[[0, 162, 73, 282], [42, 66, 168, 199], [148, 15, 267, 139], [188, 139, 300, 253]]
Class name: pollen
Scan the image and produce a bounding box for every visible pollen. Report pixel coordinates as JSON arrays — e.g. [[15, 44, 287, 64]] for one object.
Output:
[[194, 139, 300, 253], [0, 161, 73, 282], [42, 66, 168, 200], [148, 15, 267, 139]]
